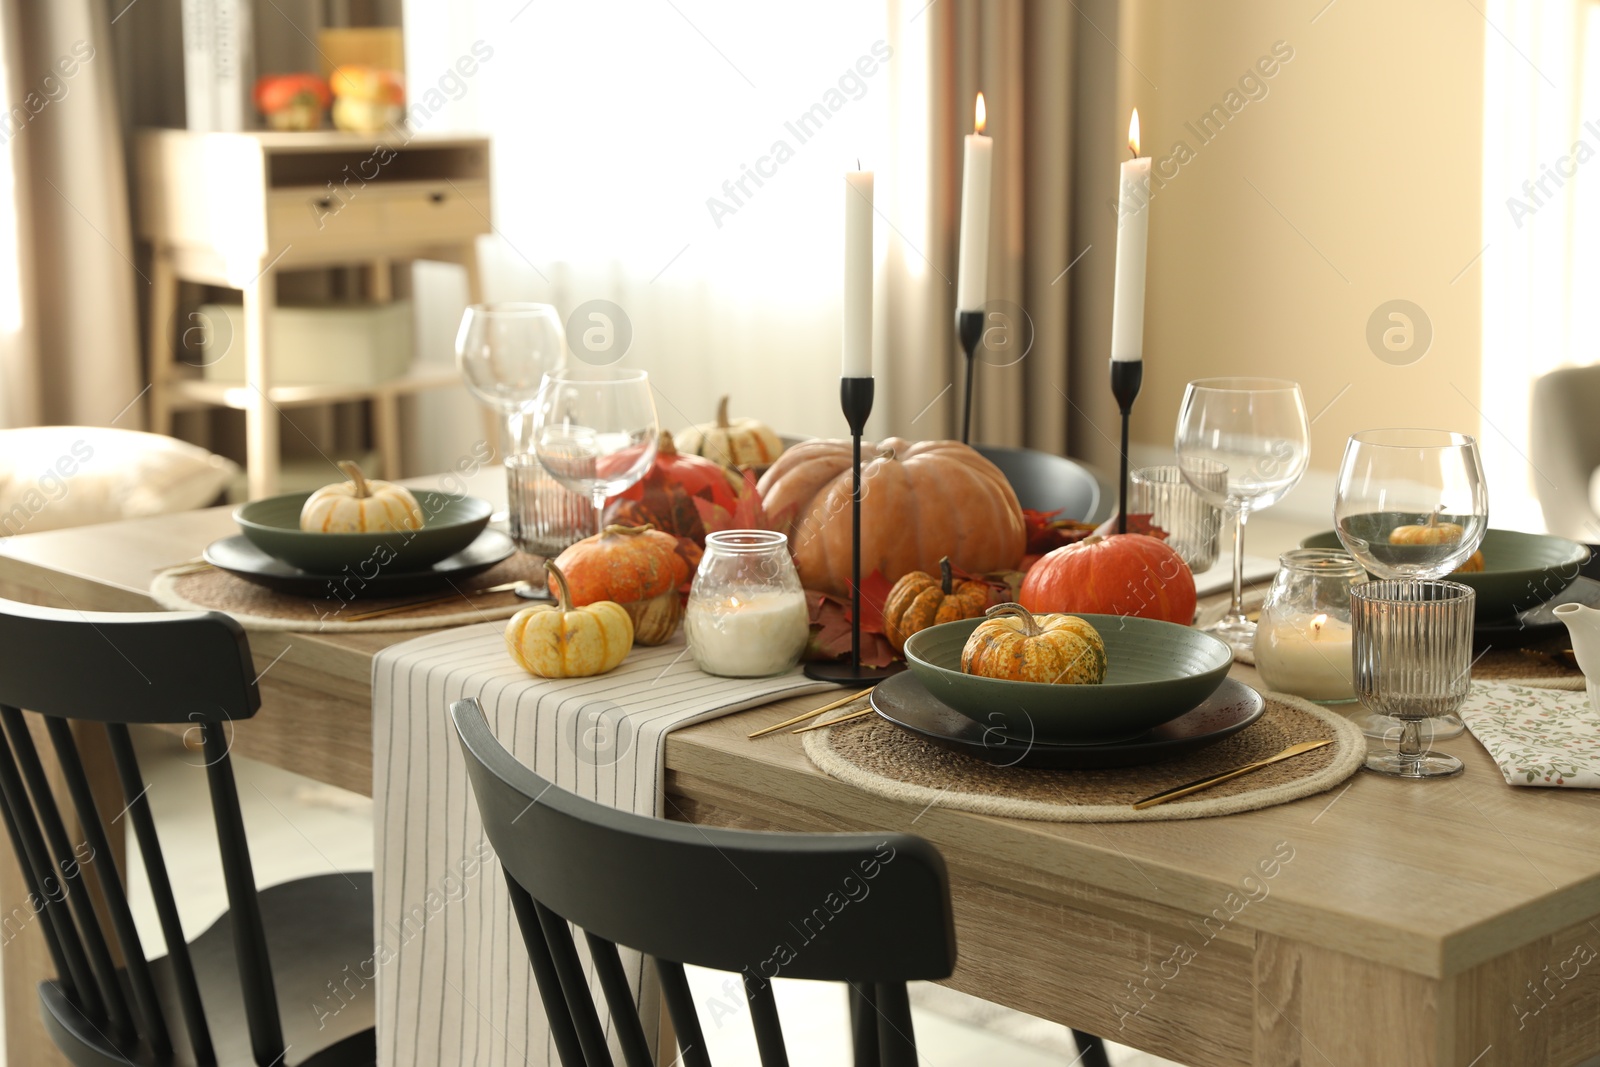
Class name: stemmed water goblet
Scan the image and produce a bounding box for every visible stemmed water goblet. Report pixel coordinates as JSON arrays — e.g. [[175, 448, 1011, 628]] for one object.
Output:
[[1174, 378, 1312, 653], [1334, 428, 1488, 758], [529, 368, 660, 541], [455, 303, 566, 456]]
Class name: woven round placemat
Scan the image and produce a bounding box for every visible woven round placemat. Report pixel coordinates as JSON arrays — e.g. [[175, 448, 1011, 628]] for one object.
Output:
[[802, 689, 1365, 822], [150, 555, 543, 632]]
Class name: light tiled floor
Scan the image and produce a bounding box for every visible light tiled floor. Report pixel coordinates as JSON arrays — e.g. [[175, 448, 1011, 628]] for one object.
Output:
[[102, 728, 1183, 1066]]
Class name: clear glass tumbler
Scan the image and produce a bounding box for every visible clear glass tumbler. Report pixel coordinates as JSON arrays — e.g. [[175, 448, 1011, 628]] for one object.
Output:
[[505, 453, 595, 558], [1351, 578, 1476, 778], [1129, 463, 1225, 572]]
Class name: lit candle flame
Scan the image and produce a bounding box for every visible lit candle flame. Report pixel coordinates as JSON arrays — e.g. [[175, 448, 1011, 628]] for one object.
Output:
[[1128, 108, 1141, 157], [975, 93, 987, 135], [1311, 613, 1327, 636]]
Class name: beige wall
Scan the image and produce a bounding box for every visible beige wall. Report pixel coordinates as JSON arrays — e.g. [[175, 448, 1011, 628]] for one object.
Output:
[[1097, 0, 1485, 515]]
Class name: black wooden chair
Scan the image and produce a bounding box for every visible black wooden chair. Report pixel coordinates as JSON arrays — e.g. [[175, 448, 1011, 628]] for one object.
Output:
[[450, 695, 958, 1066], [0, 597, 376, 1066]]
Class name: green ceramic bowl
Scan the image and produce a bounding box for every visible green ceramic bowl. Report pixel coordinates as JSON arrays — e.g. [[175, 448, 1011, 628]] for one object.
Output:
[[901, 615, 1234, 744], [234, 490, 493, 575], [1299, 527, 1589, 619]]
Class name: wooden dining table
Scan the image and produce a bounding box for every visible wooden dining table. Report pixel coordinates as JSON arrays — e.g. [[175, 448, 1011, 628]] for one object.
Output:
[[1, 484, 1598, 1067]]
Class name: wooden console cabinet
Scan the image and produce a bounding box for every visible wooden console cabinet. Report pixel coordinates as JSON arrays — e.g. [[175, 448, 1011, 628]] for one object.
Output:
[[134, 129, 491, 496]]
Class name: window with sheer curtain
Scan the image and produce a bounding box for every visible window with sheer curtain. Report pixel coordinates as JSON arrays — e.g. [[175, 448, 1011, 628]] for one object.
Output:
[[1480, 0, 1600, 530], [400, 0, 907, 457]]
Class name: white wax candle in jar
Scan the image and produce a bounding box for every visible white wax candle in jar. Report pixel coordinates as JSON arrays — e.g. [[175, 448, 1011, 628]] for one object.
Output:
[[1253, 611, 1355, 703], [685, 589, 811, 678]]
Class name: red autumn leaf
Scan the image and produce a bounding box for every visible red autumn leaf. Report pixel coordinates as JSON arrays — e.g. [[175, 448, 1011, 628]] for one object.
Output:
[[805, 594, 897, 667], [802, 569, 898, 666], [1092, 513, 1170, 540], [692, 468, 773, 535]]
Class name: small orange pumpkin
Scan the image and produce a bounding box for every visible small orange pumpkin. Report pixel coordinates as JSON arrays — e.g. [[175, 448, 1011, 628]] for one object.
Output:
[[1389, 509, 1485, 573], [961, 604, 1107, 685], [550, 524, 690, 645], [1019, 534, 1196, 626], [883, 557, 995, 652]]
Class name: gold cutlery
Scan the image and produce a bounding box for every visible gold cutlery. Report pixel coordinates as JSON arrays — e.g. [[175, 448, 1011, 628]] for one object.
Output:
[[156, 557, 213, 576], [747, 687, 875, 739], [1131, 739, 1333, 811], [792, 704, 879, 735], [343, 581, 528, 622]]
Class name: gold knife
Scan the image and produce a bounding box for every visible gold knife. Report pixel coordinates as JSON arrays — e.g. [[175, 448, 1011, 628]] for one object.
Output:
[[1130, 739, 1333, 811]]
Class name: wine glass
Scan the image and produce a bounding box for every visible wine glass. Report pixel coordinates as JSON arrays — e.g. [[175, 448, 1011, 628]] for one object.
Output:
[[1334, 428, 1488, 743], [1174, 378, 1311, 652], [530, 368, 660, 538], [455, 303, 566, 456]]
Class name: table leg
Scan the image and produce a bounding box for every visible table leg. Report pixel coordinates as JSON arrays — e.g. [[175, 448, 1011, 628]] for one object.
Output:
[[147, 248, 177, 436], [373, 393, 403, 481], [242, 269, 279, 499]]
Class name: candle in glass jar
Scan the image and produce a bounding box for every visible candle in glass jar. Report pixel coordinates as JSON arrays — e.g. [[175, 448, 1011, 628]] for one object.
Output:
[[685, 589, 810, 678], [1254, 611, 1355, 703]]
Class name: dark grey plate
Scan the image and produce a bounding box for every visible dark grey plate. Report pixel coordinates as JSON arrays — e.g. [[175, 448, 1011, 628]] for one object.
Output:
[[870, 671, 1266, 769], [204, 529, 514, 598]]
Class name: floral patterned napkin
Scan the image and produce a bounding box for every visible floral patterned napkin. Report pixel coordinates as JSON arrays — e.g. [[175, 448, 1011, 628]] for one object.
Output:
[[1459, 682, 1600, 788]]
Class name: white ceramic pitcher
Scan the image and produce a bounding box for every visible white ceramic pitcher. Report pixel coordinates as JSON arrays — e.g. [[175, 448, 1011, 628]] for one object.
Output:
[[1554, 601, 1600, 714]]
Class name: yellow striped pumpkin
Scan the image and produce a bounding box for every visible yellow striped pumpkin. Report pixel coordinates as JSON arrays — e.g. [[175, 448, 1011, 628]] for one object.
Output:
[[505, 562, 634, 678]]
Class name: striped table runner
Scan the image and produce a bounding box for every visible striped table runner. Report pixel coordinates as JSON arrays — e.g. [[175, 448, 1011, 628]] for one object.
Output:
[[371, 622, 834, 1066]]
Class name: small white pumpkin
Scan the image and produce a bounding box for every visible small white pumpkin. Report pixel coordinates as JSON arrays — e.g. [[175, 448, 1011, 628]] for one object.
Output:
[[299, 460, 424, 533], [677, 396, 784, 470]]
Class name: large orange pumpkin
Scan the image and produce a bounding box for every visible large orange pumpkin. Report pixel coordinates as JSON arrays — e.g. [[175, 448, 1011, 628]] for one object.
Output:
[[757, 438, 1025, 598], [1019, 534, 1197, 625], [550, 525, 690, 645]]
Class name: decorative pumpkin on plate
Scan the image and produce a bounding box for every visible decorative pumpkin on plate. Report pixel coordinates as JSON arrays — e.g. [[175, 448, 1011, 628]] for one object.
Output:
[[1389, 510, 1485, 573], [550, 524, 690, 645], [253, 73, 330, 130], [758, 438, 1026, 598], [1019, 533, 1196, 625], [299, 461, 423, 533], [678, 396, 784, 470], [603, 430, 764, 550], [961, 604, 1106, 685], [505, 561, 633, 678], [883, 557, 996, 653]]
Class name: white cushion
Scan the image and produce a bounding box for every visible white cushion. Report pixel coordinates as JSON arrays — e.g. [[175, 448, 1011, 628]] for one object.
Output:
[[1590, 466, 1600, 525], [0, 427, 239, 536]]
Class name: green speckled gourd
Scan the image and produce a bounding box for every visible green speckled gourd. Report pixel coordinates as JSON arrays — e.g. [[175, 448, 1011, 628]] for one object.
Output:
[[960, 604, 1107, 685]]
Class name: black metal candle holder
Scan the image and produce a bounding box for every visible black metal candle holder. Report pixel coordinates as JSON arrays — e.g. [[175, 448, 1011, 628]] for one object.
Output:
[[1110, 359, 1143, 535], [957, 309, 983, 445], [804, 377, 904, 685]]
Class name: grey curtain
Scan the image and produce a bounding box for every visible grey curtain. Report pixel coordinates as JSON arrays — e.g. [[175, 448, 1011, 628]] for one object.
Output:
[[882, 0, 1118, 463], [0, 0, 141, 428]]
